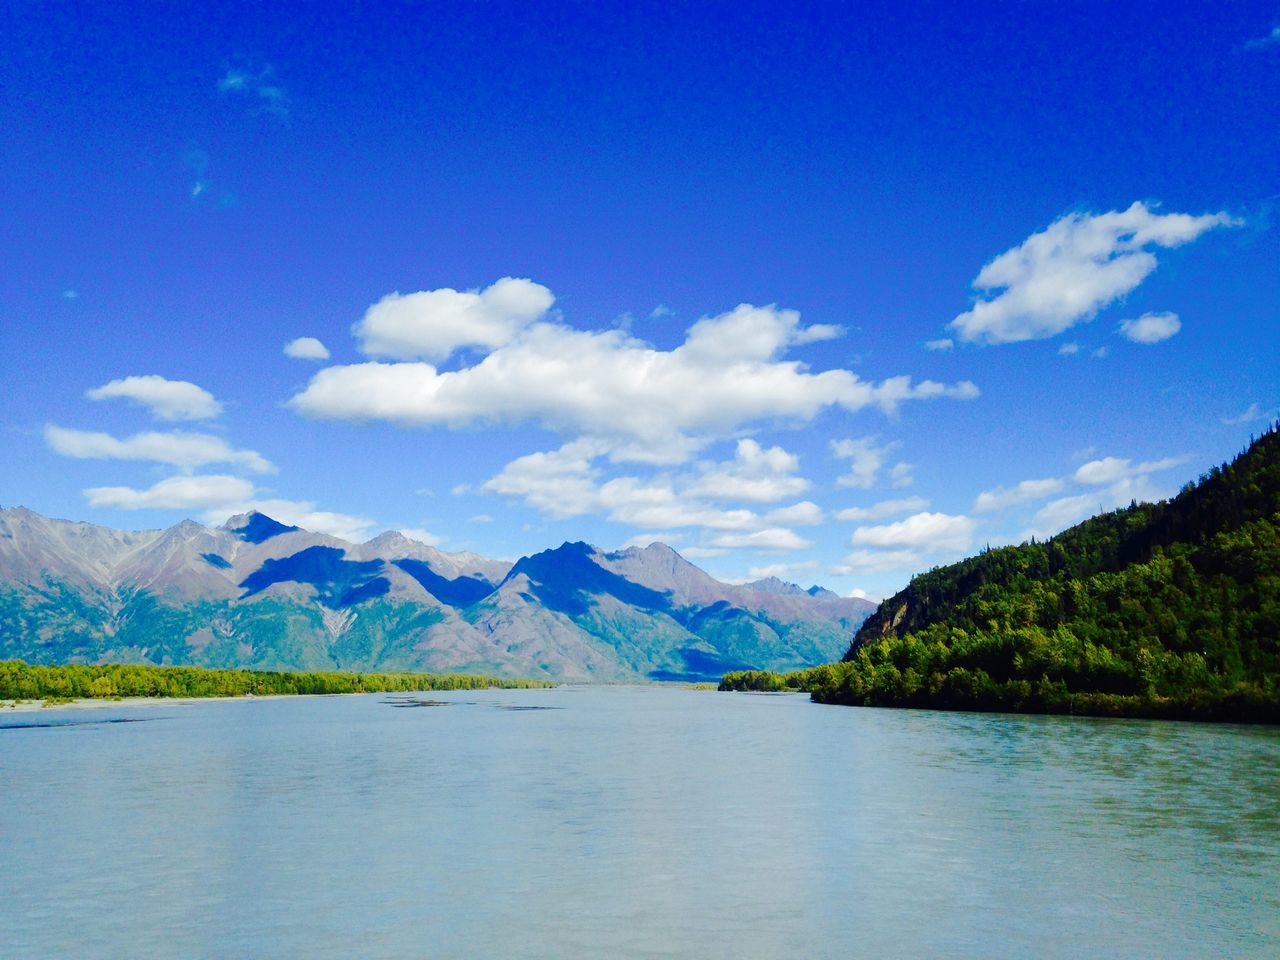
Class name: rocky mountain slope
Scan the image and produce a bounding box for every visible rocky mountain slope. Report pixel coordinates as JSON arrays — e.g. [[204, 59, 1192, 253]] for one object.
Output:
[[0, 507, 873, 681]]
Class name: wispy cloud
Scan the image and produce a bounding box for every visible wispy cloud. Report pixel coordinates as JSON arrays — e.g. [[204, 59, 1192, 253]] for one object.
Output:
[[45, 426, 274, 474], [1221, 403, 1276, 425], [218, 64, 289, 120], [1244, 25, 1280, 50]]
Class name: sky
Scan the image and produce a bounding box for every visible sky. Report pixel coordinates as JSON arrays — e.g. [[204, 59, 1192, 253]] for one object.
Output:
[[2, 1, 1277, 598]]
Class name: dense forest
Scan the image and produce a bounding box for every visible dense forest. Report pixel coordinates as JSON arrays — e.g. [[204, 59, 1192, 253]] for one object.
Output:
[[0, 660, 552, 703], [722, 426, 1280, 722]]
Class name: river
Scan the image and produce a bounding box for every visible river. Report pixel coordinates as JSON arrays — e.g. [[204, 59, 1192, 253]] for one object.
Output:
[[1, 686, 1276, 958]]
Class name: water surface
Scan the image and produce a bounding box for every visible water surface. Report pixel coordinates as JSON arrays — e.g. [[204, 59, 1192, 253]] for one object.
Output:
[[2, 687, 1276, 959]]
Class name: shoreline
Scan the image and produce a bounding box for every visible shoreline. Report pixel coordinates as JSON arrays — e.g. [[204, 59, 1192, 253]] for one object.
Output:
[[1, 691, 399, 713]]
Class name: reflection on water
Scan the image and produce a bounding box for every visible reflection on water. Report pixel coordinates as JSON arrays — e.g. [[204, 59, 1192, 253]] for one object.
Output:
[[1, 687, 1276, 959]]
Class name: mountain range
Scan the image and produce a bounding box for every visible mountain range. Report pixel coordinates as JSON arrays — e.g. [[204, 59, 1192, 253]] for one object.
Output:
[[0, 507, 873, 681]]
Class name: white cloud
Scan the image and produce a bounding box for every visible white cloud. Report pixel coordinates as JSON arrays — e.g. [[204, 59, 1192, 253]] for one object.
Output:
[[1220, 403, 1274, 425], [202, 499, 375, 542], [1058, 342, 1080, 356], [482, 441, 831, 556], [1022, 473, 1176, 541], [469, 514, 494, 523], [45, 426, 274, 474], [1073, 455, 1186, 486], [924, 338, 954, 351], [86, 474, 255, 510], [680, 546, 727, 559], [972, 477, 1064, 513], [353, 277, 554, 361], [81, 475, 374, 541], [62, 289, 79, 300], [1118, 311, 1181, 344], [836, 496, 929, 522], [850, 511, 977, 552], [710, 528, 814, 552], [764, 501, 825, 526], [683, 439, 809, 503], [619, 532, 684, 549], [831, 549, 922, 576], [949, 202, 1238, 344], [889, 462, 915, 487], [831, 437, 897, 489], [397, 527, 443, 546], [87, 375, 222, 421], [746, 560, 819, 580], [293, 299, 979, 460], [284, 337, 331, 360]]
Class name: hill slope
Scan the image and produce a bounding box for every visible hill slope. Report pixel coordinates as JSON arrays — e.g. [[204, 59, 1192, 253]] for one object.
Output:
[[726, 426, 1280, 722]]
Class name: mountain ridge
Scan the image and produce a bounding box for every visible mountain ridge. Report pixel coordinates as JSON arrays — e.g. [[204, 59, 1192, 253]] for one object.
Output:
[[0, 506, 873, 682]]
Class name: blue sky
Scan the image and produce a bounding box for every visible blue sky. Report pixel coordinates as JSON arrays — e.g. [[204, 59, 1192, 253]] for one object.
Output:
[[3, 2, 1277, 597]]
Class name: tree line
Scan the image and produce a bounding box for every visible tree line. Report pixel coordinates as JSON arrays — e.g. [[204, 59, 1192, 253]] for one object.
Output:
[[723, 425, 1280, 723], [0, 660, 553, 702]]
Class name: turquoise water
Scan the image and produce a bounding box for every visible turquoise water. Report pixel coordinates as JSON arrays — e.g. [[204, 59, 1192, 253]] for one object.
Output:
[[1, 686, 1277, 959]]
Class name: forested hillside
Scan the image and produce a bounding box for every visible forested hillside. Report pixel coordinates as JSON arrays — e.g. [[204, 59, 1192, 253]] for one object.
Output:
[[723, 426, 1280, 722]]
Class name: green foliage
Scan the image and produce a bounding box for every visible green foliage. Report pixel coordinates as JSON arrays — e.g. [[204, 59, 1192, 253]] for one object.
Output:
[[0, 660, 554, 702], [729, 427, 1280, 723]]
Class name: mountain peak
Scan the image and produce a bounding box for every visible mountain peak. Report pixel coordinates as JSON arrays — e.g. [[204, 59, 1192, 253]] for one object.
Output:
[[222, 511, 300, 544], [742, 576, 807, 596]]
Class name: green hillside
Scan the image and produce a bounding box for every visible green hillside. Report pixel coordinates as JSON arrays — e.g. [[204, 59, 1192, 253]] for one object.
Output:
[[723, 425, 1280, 722]]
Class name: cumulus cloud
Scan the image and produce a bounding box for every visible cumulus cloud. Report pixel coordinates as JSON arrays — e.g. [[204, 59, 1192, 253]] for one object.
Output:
[[284, 337, 330, 360], [836, 496, 930, 522], [746, 560, 819, 580], [87, 375, 222, 421], [45, 426, 274, 474], [353, 277, 554, 361], [86, 474, 255, 510], [481, 441, 828, 559], [972, 477, 1064, 513], [764, 501, 825, 526], [619, 532, 684, 550], [831, 437, 899, 489], [948, 202, 1238, 344], [924, 338, 954, 351], [1021, 469, 1180, 541], [293, 299, 979, 461], [850, 511, 977, 552], [683, 439, 809, 503], [709, 528, 814, 552], [396, 527, 443, 546], [1073, 455, 1187, 486], [202, 499, 376, 542], [830, 549, 922, 576], [1058, 342, 1080, 356], [1118, 311, 1181, 344]]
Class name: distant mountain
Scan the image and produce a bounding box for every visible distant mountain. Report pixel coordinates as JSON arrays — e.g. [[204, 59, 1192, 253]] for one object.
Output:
[[763, 425, 1280, 721], [0, 508, 873, 682]]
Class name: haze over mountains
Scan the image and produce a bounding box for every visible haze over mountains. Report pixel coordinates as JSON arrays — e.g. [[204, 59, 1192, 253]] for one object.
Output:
[[0, 507, 873, 681]]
